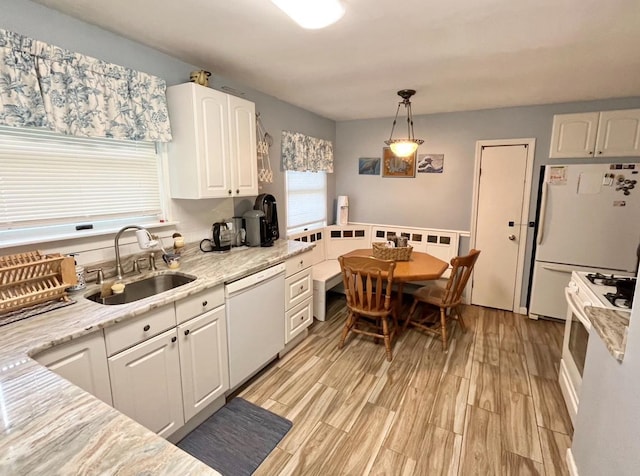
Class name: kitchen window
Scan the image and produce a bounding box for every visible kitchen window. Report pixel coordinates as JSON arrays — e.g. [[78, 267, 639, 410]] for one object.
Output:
[[285, 170, 327, 235], [0, 126, 168, 247]]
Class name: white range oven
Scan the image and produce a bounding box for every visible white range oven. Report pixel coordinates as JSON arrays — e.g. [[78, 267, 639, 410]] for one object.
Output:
[[560, 271, 635, 425]]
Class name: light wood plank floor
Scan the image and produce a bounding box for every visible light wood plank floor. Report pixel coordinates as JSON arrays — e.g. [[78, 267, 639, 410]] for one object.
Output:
[[240, 292, 572, 476]]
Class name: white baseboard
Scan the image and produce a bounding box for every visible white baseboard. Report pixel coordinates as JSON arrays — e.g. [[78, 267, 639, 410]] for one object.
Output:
[[566, 448, 579, 476]]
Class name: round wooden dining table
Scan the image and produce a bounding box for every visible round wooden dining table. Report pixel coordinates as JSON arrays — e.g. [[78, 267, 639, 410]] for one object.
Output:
[[340, 248, 449, 316], [340, 248, 449, 282]]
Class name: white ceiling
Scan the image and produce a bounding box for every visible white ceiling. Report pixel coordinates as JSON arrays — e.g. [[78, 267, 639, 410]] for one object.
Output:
[[34, 0, 640, 121]]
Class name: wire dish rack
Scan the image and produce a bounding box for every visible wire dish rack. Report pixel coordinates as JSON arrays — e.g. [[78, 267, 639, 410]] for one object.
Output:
[[0, 251, 77, 317]]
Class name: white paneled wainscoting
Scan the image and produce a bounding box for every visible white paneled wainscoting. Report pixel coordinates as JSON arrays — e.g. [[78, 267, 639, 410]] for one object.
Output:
[[289, 223, 469, 322]]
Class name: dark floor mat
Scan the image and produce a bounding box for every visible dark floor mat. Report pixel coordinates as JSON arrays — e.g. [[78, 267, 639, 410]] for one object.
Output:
[[177, 397, 292, 476]]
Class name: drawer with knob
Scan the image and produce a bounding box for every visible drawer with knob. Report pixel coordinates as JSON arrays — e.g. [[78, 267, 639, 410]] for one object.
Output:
[[285, 298, 313, 342], [175, 286, 224, 324], [285, 253, 312, 277], [104, 304, 176, 356], [284, 268, 312, 310]]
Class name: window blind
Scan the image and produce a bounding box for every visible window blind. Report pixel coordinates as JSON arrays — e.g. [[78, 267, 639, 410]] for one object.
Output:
[[286, 170, 327, 234], [0, 126, 162, 233]]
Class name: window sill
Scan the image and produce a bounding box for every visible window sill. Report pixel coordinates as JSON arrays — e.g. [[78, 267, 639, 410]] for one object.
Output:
[[0, 221, 179, 250]]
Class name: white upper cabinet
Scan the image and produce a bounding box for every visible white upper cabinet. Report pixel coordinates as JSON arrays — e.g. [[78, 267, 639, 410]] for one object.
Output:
[[595, 109, 640, 157], [166, 83, 258, 199], [550, 109, 640, 158], [549, 112, 599, 158], [228, 94, 258, 196]]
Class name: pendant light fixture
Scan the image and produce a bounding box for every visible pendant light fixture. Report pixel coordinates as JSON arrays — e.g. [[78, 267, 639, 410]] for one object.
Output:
[[271, 0, 345, 29], [384, 89, 424, 158]]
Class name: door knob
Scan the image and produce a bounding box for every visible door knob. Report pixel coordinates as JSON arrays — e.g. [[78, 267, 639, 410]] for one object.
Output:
[[508, 234, 516, 241]]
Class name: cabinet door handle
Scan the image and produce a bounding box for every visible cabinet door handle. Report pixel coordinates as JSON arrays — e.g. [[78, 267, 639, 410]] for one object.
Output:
[[171, 336, 177, 343], [228, 190, 232, 195], [588, 151, 593, 155], [236, 189, 240, 194], [202, 300, 208, 307], [598, 150, 603, 155], [143, 324, 151, 332], [184, 329, 190, 336]]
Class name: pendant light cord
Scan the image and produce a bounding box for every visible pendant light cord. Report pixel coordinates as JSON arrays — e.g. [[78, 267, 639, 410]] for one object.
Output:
[[387, 102, 402, 141]]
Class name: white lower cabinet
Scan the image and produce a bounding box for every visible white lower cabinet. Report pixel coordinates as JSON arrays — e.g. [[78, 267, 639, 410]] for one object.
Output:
[[284, 253, 313, 344], [35, 282, 242, 439], [108, 329, 184, 438], [286, 298, 313, 342], [35, 331, 113, 406], [178, 305, 229, 422], [105, 286, 229, 438]]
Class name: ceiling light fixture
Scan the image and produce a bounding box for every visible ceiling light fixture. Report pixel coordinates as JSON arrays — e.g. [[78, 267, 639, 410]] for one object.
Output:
[[271, 0, 345, 29], [384, 89, 424, 158]]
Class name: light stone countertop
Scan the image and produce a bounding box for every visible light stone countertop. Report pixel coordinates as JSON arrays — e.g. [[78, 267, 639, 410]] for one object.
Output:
[[0, 239, 313, 475], [585, 306, 631, 362]]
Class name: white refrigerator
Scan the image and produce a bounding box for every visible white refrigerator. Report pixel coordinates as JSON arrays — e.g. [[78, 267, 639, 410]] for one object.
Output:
[[529, 163, 640, 320]]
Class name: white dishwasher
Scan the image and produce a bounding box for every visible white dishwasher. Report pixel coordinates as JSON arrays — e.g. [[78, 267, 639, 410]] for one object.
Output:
[[225, 263, 285, 390]]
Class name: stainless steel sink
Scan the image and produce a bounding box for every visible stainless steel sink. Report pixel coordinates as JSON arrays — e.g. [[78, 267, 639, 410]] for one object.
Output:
[[86, 273, 196, 305]]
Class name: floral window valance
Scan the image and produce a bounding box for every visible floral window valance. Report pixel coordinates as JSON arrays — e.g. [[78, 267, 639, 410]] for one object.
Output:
[[281, 130, 333, 172], [0, 29, 171, 142]]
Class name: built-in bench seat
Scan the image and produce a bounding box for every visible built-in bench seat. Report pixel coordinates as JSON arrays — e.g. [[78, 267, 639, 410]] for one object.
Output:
[[290, 223, 461, 321]]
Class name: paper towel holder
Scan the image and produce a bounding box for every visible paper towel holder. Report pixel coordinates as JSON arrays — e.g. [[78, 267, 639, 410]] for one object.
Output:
[[336, 195, 349, 226]]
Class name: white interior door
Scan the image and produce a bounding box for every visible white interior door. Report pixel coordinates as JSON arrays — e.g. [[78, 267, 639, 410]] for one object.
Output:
[[472, 143, 532, 311]]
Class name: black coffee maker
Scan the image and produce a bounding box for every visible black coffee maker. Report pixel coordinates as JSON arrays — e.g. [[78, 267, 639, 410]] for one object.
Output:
[[254, 194, 280, 243]]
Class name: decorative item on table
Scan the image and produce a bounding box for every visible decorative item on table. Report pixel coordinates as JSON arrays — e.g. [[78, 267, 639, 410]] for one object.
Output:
[[382, 147, 416, 178], [189, 70, 211, 87], [372, 241, 413, 261]]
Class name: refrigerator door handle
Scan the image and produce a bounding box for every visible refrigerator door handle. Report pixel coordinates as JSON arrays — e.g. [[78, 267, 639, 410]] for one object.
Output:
[[537, 181, 548, 245]]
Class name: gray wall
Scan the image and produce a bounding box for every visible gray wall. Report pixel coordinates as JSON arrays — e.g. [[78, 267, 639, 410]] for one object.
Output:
[[4, 0, 640, 303], [3, 0, 336, 244], [335, 98, 640, 305]]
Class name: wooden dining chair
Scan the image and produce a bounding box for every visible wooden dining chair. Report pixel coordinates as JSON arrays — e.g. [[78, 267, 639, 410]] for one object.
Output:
[[338, 255, 398, 361], [404, 249, 481, 351]]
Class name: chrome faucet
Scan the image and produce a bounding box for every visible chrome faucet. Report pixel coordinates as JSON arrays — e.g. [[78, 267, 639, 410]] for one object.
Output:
[[114, 225, 153, 280]]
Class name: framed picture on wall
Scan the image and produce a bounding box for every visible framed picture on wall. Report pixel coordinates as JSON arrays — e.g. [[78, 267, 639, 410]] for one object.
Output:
[[382, 147, 416, 178], [417, 154, 444, 173], [358, 157, 380, 175]]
